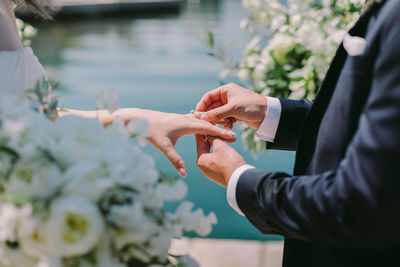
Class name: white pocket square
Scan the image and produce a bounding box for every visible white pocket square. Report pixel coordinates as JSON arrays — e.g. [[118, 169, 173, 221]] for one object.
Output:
[[343, 33, 367, 56]]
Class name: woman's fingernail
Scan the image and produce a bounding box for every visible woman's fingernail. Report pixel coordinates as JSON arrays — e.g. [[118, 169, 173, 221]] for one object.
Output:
[[226, 131, 236, 136], [200, 115, 209, 121], [179, 168, 187, 178]]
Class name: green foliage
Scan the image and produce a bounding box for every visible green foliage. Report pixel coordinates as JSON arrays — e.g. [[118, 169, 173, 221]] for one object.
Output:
[[26, 78, 59, 120]]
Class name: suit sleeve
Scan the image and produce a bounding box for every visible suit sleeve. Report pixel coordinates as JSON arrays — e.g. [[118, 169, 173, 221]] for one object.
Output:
[[266, 98, 311, 151], [237, 9, 400, 249]]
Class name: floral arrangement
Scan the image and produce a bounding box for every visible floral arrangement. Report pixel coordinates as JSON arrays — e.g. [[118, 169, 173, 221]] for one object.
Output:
[[203, 0, 364, 152], [0, 81, 216, 267]]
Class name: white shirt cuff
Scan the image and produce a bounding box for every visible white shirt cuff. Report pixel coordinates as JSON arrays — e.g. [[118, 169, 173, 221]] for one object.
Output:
[[227, 164, 255, 216], [255, 97, 282, 142]]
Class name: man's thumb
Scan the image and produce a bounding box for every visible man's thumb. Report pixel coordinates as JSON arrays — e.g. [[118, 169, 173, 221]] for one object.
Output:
[[201, 104, 233, 122]]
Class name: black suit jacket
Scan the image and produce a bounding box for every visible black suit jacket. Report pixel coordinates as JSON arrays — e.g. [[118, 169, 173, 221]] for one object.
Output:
[[236, 1, 400, 266]]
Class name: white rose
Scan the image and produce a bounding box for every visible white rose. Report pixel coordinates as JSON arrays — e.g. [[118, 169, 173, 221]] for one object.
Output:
[[6, 154, 63, 199], [18, 217, 49, 259], [47, 196, 104, 257]]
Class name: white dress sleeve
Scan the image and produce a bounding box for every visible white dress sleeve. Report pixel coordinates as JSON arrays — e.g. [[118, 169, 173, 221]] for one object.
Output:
[[0, 47, 48, 100]]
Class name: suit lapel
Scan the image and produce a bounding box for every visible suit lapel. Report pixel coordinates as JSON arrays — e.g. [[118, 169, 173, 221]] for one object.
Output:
[[293, 3, 384, 175]]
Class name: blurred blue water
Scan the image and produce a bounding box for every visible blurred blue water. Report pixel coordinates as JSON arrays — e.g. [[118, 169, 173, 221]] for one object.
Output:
[[31, 0, 294, 241]]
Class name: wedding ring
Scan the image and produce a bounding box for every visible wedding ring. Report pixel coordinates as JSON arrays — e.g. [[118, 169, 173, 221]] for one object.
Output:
[[190, 110, 203, 120]]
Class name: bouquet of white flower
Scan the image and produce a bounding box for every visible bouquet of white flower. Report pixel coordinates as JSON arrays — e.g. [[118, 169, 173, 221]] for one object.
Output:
[[0, 81, 216, 267]]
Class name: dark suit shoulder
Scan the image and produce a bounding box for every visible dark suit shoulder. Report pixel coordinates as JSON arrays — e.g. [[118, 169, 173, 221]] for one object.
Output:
[[377, 0, 400, 30]]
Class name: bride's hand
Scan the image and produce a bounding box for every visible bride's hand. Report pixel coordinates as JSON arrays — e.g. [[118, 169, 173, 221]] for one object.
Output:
[[143, 110, 236, 177], [58, 108, 236, 177]]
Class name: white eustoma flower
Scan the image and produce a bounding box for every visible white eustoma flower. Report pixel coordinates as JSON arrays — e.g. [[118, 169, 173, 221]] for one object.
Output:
[[156, 180, 188, 202], [136, 187, 164, 210], [96, 89, 120, 114], [127, 118, 150, 146], [173, 201, 218, 237], [50, 115, 106, 165], [47, 196, 104, 257], [0, 112, 51, 153], [113, 153, 158, 190], [147, 230, 174, 260], [0, 203, 31, 243], [62, 161, 115, 202], [109, 203, 159, 248], [104, 116, 128, 139]]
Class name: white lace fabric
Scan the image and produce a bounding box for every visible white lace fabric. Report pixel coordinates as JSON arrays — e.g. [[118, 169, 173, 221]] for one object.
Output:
[[0, 47, 47, 100]]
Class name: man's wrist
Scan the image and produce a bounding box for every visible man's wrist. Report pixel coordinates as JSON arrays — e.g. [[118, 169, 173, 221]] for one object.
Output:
[[255, 95, 269, 130], [223, 160, 246, 186], [227, 164, 256, 216], [255, 97, 281, 142]]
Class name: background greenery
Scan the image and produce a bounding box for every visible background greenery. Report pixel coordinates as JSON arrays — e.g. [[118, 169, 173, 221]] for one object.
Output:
[[203, 0, 363, 152]]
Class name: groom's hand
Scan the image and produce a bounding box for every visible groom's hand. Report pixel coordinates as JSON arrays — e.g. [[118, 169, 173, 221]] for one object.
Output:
[[196, 83, 268, 130], [196, 135, 246, 187]]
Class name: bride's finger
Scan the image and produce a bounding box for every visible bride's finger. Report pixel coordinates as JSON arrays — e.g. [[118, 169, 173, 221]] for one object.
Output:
[[161, 144, 187, 178], [189, 121, 236, 140], [195, 134, 210, 159]]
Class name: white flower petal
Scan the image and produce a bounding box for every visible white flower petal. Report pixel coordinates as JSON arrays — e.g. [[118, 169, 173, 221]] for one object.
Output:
[[47, 196, 104, 257], [96, 89, 120, 113]]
